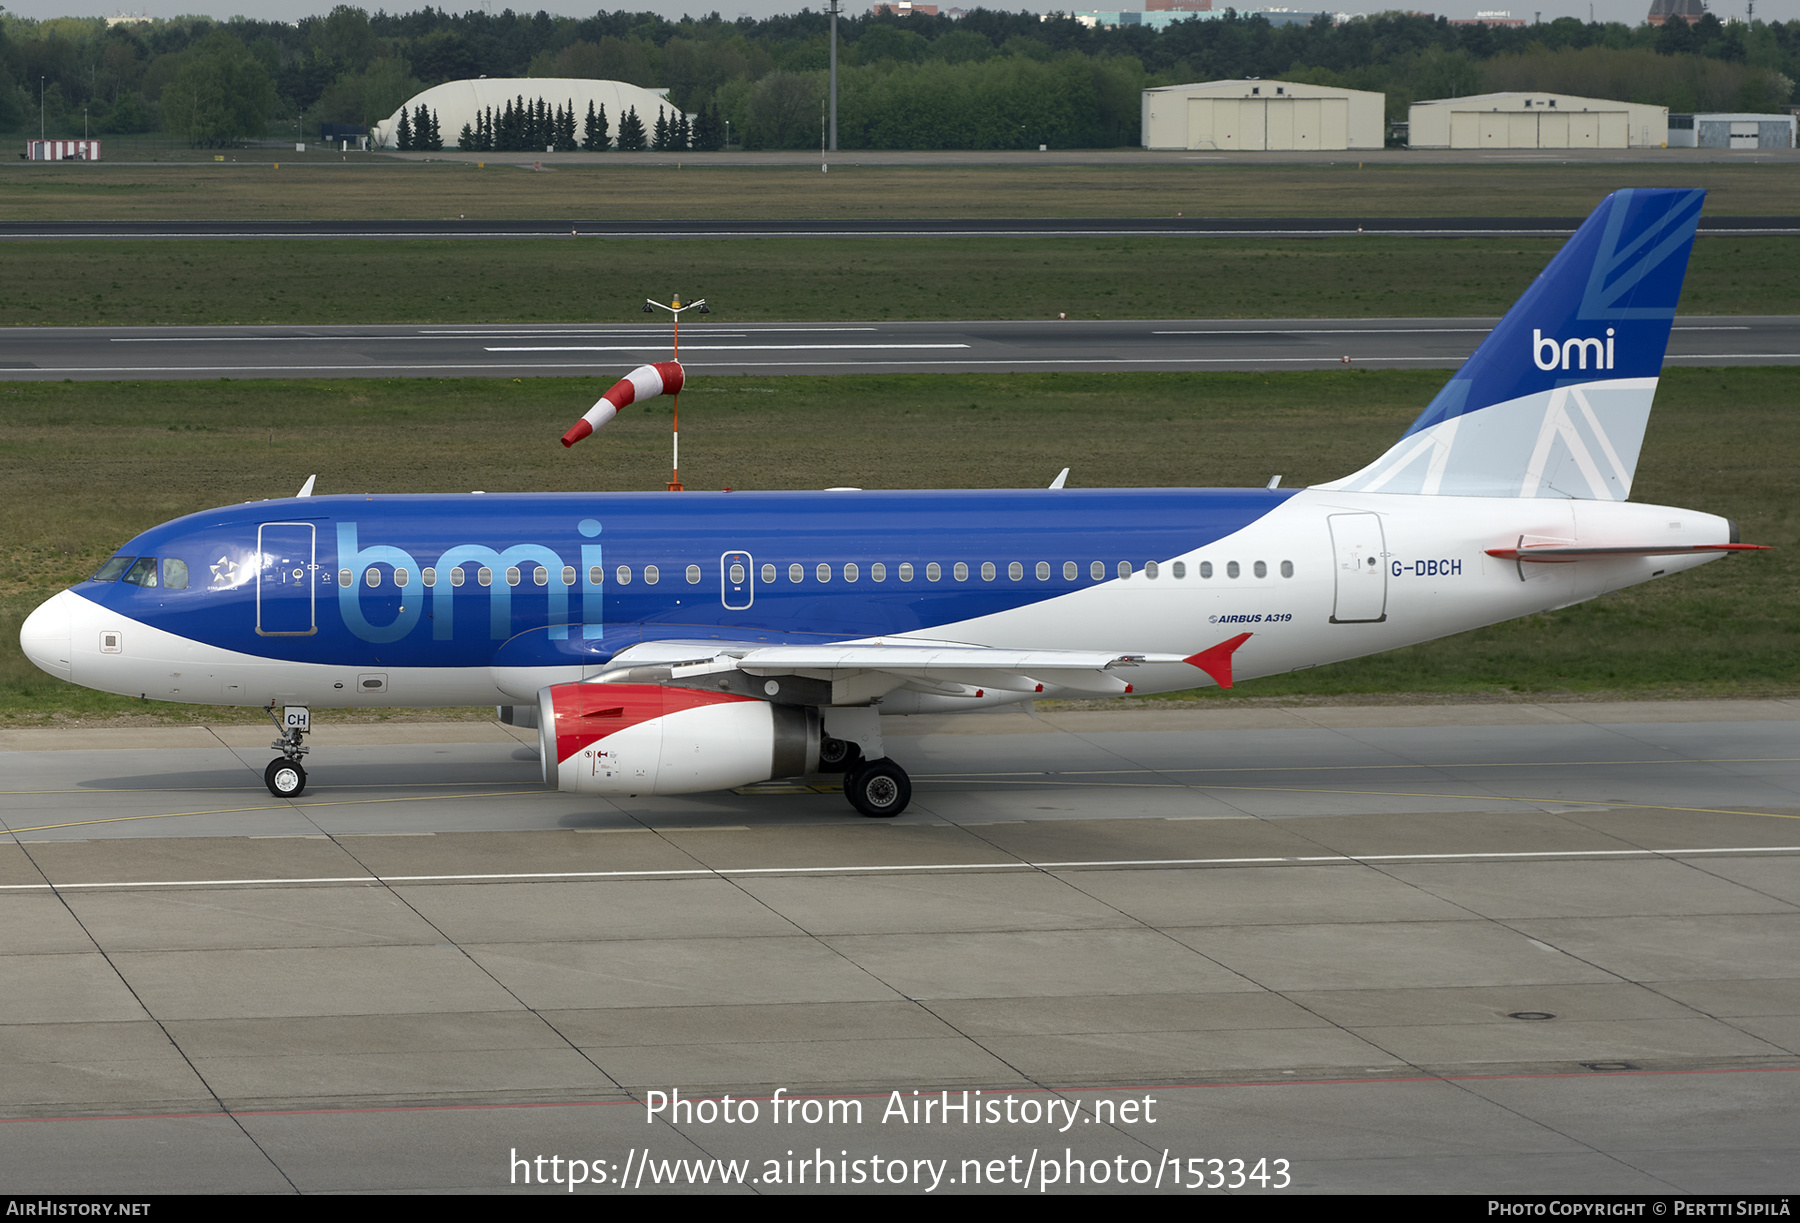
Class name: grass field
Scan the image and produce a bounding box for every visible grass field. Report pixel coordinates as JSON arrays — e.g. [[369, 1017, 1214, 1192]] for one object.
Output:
[[4, 233, 1798, 326], [1, 159, 1797, 221], [3, 367, 1794, 722]]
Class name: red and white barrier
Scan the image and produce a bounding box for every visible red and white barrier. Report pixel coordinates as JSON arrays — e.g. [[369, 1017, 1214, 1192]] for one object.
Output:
[[560, 361, 684, 447], [27, 140, 101, 161]]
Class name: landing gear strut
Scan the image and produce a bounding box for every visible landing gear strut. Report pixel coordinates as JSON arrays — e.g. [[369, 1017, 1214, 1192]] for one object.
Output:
[[263, 705, 310, 798]]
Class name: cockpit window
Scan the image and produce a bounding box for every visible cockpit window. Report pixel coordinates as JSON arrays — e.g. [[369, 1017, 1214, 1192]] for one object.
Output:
[[122, 557, 160, 587], [92, 556, 135, 582], [163, 559, 190, 590]]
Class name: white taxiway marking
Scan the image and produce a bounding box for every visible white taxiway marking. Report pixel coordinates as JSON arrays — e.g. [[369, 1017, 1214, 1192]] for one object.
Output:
[[482, 343, 972, 352], [3, 846, 1794, 891]]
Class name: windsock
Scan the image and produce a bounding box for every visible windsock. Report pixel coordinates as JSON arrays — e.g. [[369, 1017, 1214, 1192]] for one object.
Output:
[[561, 361, 685, 447]]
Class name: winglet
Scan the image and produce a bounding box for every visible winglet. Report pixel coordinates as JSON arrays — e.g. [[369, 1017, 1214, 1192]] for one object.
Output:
[[1049, 467, 1069, 490], [296, 475, 316, 498], [1185, 632, 1253, 689]]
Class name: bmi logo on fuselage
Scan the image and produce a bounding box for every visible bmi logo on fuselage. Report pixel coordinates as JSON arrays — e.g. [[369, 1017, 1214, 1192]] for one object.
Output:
[[1533, 328, 1616, 373]]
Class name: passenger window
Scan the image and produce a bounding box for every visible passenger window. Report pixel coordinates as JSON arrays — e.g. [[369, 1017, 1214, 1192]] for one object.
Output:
[[926, 562, 941, 582], [394, 567, 409, 588], [615, 565, 631, 585], [871, 562, 886, 582], [729, 562, 745, 583], [561, 566, 576, 586], [953, 562, 969, 581], [1063, 561, 1077, 580], [1199, 562, 1213, 579], [423, 567, 437, 587], [686, 564, 701, 584], [505, 567, 520, 587], [761, 564, 775, 583], [789, 563, 804, 583], [587, 566, 602, 586], [452, 567, 466, 587], [844, 562, 859, 582], [815, 562, 831, 583], [1280, 560, 1294, 578], [163, 558, 190, 589], [1035, 561, 1049, 580], [122, 557, 159, 587], [1172, 561, 1186, 579], [1226, 562, 1240, 579], [899, 562, 914, 581], [92, 556, 134, 582], [1253, 561, 1267, 579], [365, 567, 381, 588], [1118, 561, 1133, 579], [478, 567, 494, 587], [1145, 561, 1159, 579], [1090, 561, 1104, 580], [644, 565, 659, 585], [981, 562, 995, 581], [1009, 562, 1023, 581]]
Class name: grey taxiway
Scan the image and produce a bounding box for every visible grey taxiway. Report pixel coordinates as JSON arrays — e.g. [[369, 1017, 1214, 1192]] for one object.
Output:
[[3, 315, 1799, 382], [3, 700, 1796, 1193]]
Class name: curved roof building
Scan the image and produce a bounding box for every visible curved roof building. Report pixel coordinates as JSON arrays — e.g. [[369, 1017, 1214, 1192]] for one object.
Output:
[[372, 78, 683, 149]]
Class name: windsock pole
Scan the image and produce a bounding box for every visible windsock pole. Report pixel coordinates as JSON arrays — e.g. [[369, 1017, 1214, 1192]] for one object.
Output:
[[669, 296, 682, 491], [640, 293, 706, 491]]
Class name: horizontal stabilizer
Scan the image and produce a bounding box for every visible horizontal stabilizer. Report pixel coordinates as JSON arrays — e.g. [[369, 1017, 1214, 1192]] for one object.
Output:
[[1487, 543, 1769, 563]]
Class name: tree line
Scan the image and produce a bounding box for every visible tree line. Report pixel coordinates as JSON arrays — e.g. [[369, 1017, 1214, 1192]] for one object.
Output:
[[1, 6, 1794, 149]]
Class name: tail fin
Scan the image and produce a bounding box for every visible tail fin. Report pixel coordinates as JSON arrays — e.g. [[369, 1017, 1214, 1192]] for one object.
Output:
[[1320, 188, 1704, 501]]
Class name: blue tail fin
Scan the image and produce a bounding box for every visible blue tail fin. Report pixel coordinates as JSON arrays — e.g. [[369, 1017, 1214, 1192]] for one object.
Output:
[[1322, 188, 1704, 500]]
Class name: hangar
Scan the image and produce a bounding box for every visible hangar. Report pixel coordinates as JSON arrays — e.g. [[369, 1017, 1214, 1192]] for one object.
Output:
[[1141, 79, 1384, 151], [1668, 112, 1797, 149], [371, 78, 683, 150], [1408, 91, 1668, 150]]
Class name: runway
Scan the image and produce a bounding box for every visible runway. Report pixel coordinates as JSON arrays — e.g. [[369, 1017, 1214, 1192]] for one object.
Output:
[[4, 316, 1799, 381], [0, 216, 1796, 241], [3, 700, 1796, 1193]]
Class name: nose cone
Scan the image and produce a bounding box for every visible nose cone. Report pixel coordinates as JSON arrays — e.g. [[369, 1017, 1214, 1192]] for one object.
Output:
[[19, 589, 74, 682]]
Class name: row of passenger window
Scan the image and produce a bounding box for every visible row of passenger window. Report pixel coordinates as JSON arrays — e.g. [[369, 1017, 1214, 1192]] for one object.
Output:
[[341, 558, 1298, 589]]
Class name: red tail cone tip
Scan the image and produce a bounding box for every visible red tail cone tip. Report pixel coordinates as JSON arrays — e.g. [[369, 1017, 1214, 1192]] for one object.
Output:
[[561, 419, 593, 447]]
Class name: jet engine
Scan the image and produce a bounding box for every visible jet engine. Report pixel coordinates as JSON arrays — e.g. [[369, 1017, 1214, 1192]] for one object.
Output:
[[537, 682, 820, 795]]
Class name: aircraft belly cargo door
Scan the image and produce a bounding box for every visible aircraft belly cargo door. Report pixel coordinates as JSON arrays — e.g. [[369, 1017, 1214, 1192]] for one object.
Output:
[[257, 522, 318, 636], [1328, 512, 1388, 624]]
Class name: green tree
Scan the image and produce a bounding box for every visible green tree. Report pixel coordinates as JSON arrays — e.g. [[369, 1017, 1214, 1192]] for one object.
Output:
[[161, 32, 275, 146], [616, 103, 645, 150]]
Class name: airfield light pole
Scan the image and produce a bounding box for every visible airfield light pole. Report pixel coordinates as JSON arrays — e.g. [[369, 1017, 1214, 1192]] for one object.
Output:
[[643, 293, 708, 490], [828, 0, 839, 152]]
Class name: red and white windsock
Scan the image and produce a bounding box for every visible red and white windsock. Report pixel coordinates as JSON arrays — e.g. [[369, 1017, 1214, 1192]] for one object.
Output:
[[560, 361, 685, 447]]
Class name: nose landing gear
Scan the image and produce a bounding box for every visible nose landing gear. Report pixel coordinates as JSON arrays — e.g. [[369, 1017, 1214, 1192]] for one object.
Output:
[[263, 705, 311, 797]]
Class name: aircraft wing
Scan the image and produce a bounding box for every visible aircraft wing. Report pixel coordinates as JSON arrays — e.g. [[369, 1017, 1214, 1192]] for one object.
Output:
[[595, 633, 1255, 701], [663, 642, 1189, 697]]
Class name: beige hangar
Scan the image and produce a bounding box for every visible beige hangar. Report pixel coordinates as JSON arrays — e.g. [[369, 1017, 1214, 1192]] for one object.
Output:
[[1408, 92, 1668, 149], [1141, 79, 1385, 151]]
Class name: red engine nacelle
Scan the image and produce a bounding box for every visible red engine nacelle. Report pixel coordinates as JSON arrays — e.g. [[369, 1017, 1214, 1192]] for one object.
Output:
[[537, 682, 820, 795]]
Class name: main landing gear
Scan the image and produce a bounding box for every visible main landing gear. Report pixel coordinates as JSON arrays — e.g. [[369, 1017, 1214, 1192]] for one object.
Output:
[[820, 732, 912, 818], [263, 705, 311, 798]]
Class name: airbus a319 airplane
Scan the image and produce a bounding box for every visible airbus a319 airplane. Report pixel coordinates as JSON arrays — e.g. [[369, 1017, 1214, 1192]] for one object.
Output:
[[19, 189, 1765, 817]]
